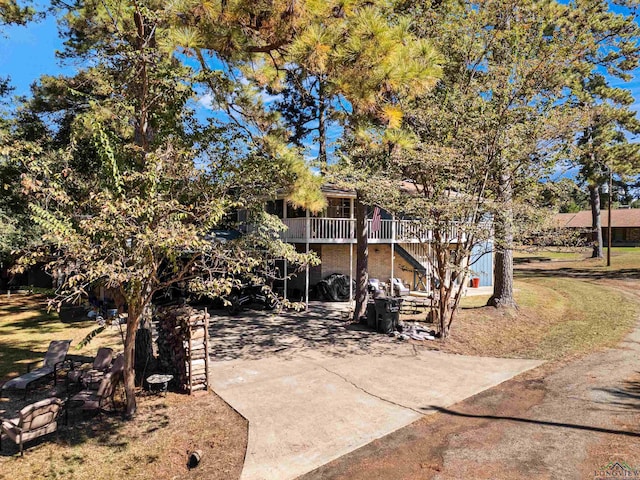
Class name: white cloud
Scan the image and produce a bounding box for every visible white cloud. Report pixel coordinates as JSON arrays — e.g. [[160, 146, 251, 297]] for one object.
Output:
[[198, 93, 214, 110], [259, 91, 281, 104]]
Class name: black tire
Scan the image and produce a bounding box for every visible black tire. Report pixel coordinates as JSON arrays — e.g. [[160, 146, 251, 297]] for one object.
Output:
[[265, 294, 279, 310], [227, 294, 241, 315]]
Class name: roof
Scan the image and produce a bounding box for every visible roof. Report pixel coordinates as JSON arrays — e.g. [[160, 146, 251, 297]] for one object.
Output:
[[277, 181, 469, 201], [319, 184, 357, 198], [321, 181, 466, 199], [555, 209, 640, 228]]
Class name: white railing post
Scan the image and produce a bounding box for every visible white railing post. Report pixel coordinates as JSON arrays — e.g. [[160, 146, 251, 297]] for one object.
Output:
[[279, 217, 454, 244], [391, 215, 396, 285], [305, 209, 310, 306]]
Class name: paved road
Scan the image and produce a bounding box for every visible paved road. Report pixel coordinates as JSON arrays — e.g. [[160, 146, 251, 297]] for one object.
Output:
[[208, 303, 541, 480]]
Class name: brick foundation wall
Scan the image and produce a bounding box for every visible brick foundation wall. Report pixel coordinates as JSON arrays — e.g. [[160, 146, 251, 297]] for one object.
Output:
[[367, 244, 414, 287], [285, 243, 419, 296], [321, 244, 414, 288]]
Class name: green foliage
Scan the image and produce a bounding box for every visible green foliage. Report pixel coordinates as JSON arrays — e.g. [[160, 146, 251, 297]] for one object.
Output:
[[17, 0, 321, 307], [0, 0, 35, 28], [539, 178, 590, 213], [77, 325, 107, 349], [369, 0, 640, 323], [12, 0, 330, 416]]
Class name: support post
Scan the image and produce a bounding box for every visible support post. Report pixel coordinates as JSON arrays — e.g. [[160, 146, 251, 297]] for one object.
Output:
[[349, 243, 353, 302], [305, 209, 310, 306], [283, 259, 288, 301], [391, 214, 396, 290], [607, 168, 612, 267], [349, 197, 355, 303], [305, 246, 309, 306]]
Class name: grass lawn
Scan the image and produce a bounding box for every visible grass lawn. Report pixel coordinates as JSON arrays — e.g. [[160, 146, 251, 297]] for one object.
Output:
[[513, 246, 590, 262], [514, 246, 640, 271], [426, 247, 640, 360], [0, 295, 247, 479], [2, 248, 640, 476], [445, 278, 637, 360], [0, 294, 123, 380]]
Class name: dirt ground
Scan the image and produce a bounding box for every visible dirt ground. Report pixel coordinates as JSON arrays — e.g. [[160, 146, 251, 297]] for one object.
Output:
[[0, 387, 247, 480], [300, 279, 640, 480]]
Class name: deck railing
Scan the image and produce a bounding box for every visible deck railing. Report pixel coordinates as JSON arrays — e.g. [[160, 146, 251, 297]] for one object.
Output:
[[280, 217, 445, 243]]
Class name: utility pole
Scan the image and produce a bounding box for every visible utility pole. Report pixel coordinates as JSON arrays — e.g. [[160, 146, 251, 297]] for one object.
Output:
[[607, 167, 612, 267]]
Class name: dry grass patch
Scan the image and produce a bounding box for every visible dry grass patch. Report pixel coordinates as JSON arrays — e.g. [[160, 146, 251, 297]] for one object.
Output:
[[513, 246, 590, 262], [0, 391, 247, 480], [400, 249, 640, 360], [515, 246, 640, 273]]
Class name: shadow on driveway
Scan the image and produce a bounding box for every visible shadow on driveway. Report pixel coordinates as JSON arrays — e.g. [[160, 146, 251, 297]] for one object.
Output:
[[208, 302, 403, 361]]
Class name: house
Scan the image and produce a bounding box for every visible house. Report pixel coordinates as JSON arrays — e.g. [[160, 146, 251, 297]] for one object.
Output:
[[555, 209, 640, 246], [266, 184, 494, 302]]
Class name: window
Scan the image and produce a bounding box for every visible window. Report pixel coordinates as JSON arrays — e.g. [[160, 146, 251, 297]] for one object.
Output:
[[326, 198, 351, 218], [266, 200, 284, 218], [286, 204, 306, 218]]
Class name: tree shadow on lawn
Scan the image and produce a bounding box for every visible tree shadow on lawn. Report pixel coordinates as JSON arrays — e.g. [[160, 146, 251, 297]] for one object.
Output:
[[0, 341, 97, 383], [0, 316, 88, 337], [63, 399, 170, 447], [208, 302, 401, 361], [0, 343, 63, 382], [515, 267, 640, 281], [0, 303, 100, 381], [0, 299, 95, 341]]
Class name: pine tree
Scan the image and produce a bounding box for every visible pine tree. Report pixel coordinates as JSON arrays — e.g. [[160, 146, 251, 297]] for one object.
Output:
[[0, 0, 38, 266], [0, 0, 35, 28], [572, 76, 640, 258], [181, 1, 442, 321]]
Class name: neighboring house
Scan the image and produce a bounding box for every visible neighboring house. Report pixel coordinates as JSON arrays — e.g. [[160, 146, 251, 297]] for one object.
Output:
[[266, 184, 494, 302], [555, 209, 640, 247]]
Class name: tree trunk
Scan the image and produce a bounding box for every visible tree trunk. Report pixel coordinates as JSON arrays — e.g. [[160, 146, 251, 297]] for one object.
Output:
[[123, 305, 141, 419], [133, 9, 150, 152], [438, 275, 449, 338], [134, 307, 154, 385], [488, 167, 517, 308], [318, 78, 326, 163], [353, 194, 369, 322], [432, 230, 450, 338], [589, 183, 603, 258]]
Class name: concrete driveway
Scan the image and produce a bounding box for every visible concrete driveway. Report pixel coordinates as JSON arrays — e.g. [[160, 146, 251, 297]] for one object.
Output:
[[208, 303, 542, 480]]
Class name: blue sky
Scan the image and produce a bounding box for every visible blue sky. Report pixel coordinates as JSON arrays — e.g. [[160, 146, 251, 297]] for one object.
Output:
[[0, 10, 73, 98]]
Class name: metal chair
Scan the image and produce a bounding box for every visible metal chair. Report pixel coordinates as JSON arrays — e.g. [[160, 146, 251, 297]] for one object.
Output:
[[2, 340, 72, 399], [69, 354, 124, 414], [0, 397, 63, 456], [67, 347, 114, 391]]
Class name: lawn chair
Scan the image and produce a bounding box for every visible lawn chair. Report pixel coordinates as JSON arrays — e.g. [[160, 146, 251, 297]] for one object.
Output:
[[0, 397, 63, 456], [2, 340, 72, 399], [67, 347, 114, 391], [70, 354, 124, 414], [390, 278, 410, 297]]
